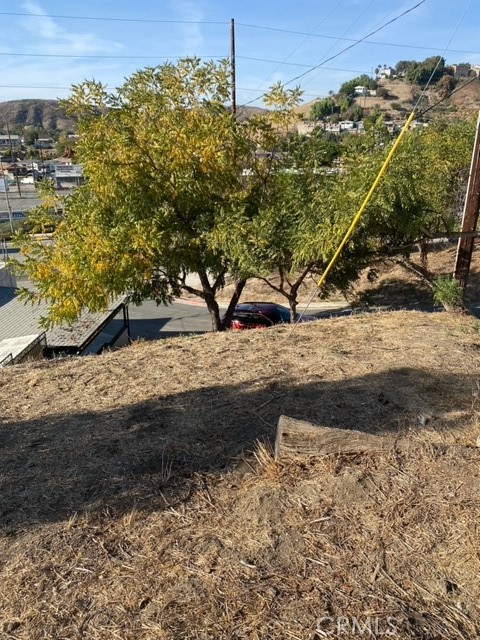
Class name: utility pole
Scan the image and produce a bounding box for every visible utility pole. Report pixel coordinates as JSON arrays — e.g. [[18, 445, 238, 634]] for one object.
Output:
[[453, 110, 480, 292], [1, 176, 15, 235], [6, 123, 21, 197], [230, 18, 236, 116]]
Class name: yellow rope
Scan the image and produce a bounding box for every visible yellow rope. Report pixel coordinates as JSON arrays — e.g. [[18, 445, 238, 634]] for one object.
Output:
[[316, 110, 416, 290]]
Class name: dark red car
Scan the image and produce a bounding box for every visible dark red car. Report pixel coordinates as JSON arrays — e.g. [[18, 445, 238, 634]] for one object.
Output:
[[227, 302, 317, 330]]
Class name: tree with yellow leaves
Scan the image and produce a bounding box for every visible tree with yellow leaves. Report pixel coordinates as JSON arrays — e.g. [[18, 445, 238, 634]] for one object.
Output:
[[16, 58, 301, 331]]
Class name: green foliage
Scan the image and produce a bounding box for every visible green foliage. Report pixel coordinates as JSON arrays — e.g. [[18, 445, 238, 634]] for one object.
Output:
[[55, 132, 75, 158], [338, 75, 377, 97], [281, 131, 341, 168], [433, 275, 464, 309], [309, 98, 337, 121], [23, 127, 40, 146], [436, 75, 456, 99], [341, 105, 364, 123], [405, 56, 446, 86], [15, 58, 302, 331]]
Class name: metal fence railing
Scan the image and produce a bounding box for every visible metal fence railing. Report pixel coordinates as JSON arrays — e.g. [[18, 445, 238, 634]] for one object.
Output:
[[0, 353, 13, 367]]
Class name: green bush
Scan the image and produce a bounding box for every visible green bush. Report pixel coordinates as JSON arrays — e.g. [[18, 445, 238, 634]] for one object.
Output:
[[432, 275, 464, 310]]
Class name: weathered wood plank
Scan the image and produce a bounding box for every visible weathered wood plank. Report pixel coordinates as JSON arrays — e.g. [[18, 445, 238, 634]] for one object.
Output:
[[275, 415, 396, 459]]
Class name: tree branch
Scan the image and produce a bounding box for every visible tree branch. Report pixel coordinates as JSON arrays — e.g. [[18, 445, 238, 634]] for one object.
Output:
[[384, 257, 434, 289]]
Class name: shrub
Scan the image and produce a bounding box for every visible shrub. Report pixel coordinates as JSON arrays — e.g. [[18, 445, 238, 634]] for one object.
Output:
[[433, 275, 464, 310]]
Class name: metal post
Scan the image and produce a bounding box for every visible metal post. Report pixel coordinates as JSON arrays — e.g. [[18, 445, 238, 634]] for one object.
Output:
[[2, 178, 15, 235], [230, 18, 236, 116], [453, 110, 480, 291]]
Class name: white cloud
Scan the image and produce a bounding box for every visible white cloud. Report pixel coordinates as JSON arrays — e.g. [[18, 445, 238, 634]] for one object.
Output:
[[20, 0, 122, 56], [171, 0, 204, 53]]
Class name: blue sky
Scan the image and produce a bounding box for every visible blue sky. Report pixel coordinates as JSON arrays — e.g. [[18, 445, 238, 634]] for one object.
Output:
[[0, 0, 479, 106]]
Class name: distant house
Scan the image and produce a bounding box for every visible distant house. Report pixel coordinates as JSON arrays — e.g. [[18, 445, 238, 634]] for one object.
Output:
[[0, 280, 130, 365], [0, 134, 21, 150], [378, 67, 395, 79], [324, 123, 341, 133], [54, 163, 83, 189], [339, 120, 355, 131], [354, 85, 369, 96], [384, 121, 399, 134], [34, 138, 55, 149], [452, 63, 471, 79], [410, 120, 429, 129], [354, 86, 376, 97]]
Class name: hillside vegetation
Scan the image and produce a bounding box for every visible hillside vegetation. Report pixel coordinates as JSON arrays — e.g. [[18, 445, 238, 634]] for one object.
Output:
[[0, 311, 479, 639], [0, 99, 75, 134]]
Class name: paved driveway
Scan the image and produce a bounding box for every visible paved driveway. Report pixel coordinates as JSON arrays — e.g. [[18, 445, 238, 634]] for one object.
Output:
[[128, 299, 212, 340]]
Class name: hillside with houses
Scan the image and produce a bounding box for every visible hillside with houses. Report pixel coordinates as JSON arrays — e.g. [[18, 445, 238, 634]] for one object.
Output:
[[295, 59, 480, 136]]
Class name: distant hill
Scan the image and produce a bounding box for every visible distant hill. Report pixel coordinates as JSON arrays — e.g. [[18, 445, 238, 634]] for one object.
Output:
[[235, 105, 268, 121], [0, 99, 266, 133], [0, 99, 75, 134], [296, 76, 480, 126]]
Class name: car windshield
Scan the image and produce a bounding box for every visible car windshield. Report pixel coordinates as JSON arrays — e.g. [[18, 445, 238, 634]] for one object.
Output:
[[275, 306, 291, 322]]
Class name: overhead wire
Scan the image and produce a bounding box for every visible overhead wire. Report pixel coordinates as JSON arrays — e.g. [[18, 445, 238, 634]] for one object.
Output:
[[290, 0, 475, 333], [413, 0, 474, 111], [241, 0, 347, 105], [281, 0, 426, 88], [0, 50, 371, 76], [416, 75, 479, 119], [300, 0, 382, 91], [0, 84, 329, 100], [240, 0, 426, 108], [3, 9, 480, 56], [0, 11, 227, 25]]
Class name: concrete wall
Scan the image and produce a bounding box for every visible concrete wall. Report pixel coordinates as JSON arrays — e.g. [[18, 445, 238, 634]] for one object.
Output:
[[0, 263, 16, 289]]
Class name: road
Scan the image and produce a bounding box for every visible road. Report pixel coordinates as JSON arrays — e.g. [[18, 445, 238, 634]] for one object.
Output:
[[0, 184, 41, 216], [128, 298, 213, 339]]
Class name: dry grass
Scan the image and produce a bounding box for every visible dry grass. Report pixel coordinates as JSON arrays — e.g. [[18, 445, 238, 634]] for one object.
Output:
[[215, 246, 480, 308], [1, 311, 480, 639]]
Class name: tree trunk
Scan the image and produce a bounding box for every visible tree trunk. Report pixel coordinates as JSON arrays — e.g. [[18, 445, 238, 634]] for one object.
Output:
[[288, 296, 298, 322], [205, 294, 223, 331], [222, 278, 247, 329], [196, 269, 222, 331]]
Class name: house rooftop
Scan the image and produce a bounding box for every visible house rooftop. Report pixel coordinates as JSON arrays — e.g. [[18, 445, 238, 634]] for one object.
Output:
[[0, 286, 126, 351]]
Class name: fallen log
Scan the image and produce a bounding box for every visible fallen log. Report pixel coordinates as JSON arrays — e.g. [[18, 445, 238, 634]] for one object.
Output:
[[275, 415, 396, 459]]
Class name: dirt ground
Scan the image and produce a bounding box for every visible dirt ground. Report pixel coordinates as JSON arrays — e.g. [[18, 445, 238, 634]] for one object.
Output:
[[1, 310, 480, 639]]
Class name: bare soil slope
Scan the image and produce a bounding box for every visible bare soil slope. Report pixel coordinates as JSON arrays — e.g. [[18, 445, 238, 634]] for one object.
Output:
[[0, 311, 479, 639]]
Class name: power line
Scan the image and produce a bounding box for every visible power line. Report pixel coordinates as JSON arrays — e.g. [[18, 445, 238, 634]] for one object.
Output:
[[0, 85, 72, 90], [300, 0, 378, 91], [0, 52, 225, 60], [414, 0, 473, 111], [239, 57, 370, 74], [4, 9, 480, 57], [0, 11, 227, 25], [0, 49, 371, 78], [284, 0, 426, 87], [236, 24, 480, 57], [416, 76, 479, 119], [241, 0, 426, 107], [0, 84, 328, 99], [241, 0, 347, 105]]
